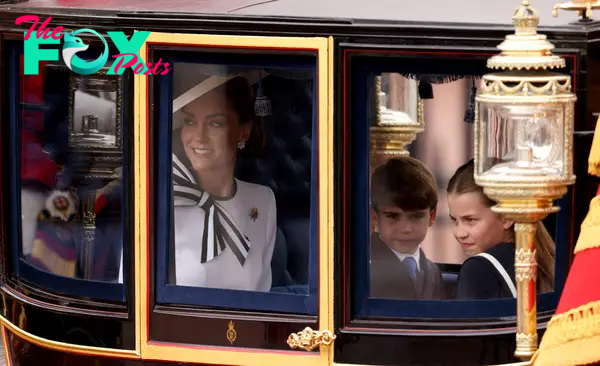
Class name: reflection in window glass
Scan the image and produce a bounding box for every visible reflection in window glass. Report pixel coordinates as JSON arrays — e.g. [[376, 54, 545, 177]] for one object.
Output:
[[19, 58, 124, 283], [368, 73, 556, 302], [164, 61, 315, 303]]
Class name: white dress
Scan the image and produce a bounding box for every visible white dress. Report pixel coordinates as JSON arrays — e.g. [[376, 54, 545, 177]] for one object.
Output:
[[173, 179, 277, 292], [21, 188, 47, 257]]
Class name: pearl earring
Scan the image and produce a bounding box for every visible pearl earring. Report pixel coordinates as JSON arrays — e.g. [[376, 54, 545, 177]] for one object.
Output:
[[237, 140, 246, 150]]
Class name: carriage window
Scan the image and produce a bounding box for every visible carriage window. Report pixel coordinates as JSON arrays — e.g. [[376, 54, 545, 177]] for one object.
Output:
[[6, 42, 126, 301], [349, 55, 569, 320], [154, 52, 317, 314]]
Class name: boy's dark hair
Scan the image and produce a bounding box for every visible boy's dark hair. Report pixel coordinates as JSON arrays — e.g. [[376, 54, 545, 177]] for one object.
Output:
[[371, 157, 438, 212]]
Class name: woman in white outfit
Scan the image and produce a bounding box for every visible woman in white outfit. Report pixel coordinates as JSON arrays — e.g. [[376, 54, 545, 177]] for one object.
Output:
[[170, 65, 277, 292]]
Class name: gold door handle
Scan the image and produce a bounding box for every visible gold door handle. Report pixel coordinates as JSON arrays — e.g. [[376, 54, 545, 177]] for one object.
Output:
[[287, 327, 337, 351]]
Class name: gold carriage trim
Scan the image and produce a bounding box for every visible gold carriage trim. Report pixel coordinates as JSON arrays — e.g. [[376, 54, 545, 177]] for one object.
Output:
[[553, 1, 600, 20], [532, 300, 600, 366], [574, 114, 600, 254], [574, 194, 600, 254], [588, 115, 600, 177]]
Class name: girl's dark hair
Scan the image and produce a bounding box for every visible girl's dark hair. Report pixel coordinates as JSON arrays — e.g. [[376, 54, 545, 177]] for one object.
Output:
[[447, 159, 495, 207], [215, 75, 266, 158]]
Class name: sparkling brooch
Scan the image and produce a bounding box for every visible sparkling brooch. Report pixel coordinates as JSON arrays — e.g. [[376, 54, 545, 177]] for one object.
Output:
[[249, 207, 259, 222]]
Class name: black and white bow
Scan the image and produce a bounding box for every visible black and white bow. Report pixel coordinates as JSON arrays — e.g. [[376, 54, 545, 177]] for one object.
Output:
[[172, 154, 250, 265]]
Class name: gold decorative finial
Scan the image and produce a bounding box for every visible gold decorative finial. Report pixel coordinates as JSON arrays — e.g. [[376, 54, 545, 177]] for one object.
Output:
[[553, 0, 600, 20], [487, 0, 566, 71]]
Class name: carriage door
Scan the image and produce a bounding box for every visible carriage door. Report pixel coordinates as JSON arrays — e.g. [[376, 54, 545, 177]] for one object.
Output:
[[135, 32, 334, 366], [334, 45, 575, 366]]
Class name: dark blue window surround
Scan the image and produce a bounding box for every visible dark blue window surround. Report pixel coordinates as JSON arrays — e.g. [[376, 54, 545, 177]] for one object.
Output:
[[350, 56, 570, 319], [5, 40, 127, 302], [154, 50, 319, 315]]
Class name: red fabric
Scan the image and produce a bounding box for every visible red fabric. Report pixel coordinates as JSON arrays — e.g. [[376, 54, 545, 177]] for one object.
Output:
[[554, 184, 600, 315], [555, 246, 600, 315], [95, 194, 109, 213], [20, 54, 45, 104], [18, 55, 60, 187]]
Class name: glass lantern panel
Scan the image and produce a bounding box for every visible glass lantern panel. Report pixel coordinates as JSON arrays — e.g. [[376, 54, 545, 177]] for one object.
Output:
[[477, 102, 566, 179]]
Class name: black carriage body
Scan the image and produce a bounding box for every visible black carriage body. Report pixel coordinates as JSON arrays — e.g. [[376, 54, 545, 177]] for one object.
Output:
[[0, 1, 597, 365]]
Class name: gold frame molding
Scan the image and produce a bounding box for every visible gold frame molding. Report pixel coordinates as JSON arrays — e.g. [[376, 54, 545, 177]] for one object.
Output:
[[135, 32, 334, 366], [0, 315, 139, 359], [2, 326, 12, 366]]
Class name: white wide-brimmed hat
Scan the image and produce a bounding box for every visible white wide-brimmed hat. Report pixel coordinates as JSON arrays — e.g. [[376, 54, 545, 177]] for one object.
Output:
[[172, 63, 268, 130]]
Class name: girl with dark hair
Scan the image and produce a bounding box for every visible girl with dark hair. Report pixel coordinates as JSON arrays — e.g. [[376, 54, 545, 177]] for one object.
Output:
[[170, 66, 276, 292], [447, 159, 555, 300]]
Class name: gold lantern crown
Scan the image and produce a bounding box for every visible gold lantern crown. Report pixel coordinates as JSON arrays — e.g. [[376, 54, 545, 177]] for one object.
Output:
[[513, 0, 540, 28], [475, 0, 576, 195], [479, 0, 572, 100], [487, 0, 565, 71]]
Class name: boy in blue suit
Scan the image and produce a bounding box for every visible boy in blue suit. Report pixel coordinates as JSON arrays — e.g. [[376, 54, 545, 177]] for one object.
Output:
[[369, 157, 444, 300]]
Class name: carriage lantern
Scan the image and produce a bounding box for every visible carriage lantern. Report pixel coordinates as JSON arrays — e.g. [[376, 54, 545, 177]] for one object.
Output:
[[474, 0, 576, 360], [370, 75, 424, 167]]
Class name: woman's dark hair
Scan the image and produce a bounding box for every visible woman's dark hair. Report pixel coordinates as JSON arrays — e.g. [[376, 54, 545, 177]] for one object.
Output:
[[214, 75, 266, 158]]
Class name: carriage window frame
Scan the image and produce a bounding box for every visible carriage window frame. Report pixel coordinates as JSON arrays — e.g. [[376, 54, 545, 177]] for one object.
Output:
[[345, 52, 573, 321], [153, 49, 320, 315], [3, 40, 128, 302]]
